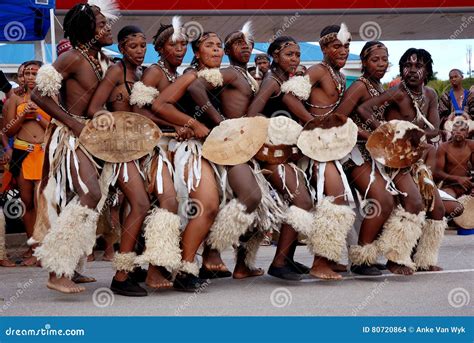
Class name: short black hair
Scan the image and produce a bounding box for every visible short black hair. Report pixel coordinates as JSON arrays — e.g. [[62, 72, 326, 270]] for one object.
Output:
[[399, 48, 433, 84], [23, 60, 43, 69], [320, 25, 340, 38], [63, 3, 97, 47]]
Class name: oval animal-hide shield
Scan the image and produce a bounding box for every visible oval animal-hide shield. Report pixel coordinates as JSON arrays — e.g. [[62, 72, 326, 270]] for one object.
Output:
[[366, 120, 426, 168], [202, 117, 269, 166], [79, 111, 162, 163], [454, 195, 474, 229]]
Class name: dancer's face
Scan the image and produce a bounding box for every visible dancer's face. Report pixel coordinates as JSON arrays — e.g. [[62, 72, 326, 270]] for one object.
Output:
[[17, 65, 25, 87], [228, 37, 253, 64], [363, 48, 389, 80], [121, 34, 147, 66], [273, 44, 300, 75], [452, 124, 468, 142], [323, 39, 350, 69], [449, 70, 463, 87], [94, 11, 113, 47], [402, 54, 426, 87], [159, 37, 188, 68], [23, 64, 39, 90], [196, 35, 224, 69], [256, 58, 270, 74]]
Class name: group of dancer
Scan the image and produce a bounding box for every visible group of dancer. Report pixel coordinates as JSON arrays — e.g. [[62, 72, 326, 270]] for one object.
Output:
[[0, 0, 471, 298]]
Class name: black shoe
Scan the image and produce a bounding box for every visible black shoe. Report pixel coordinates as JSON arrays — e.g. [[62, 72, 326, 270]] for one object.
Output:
[[129, 268, 148, 283], [199, 266, 232, 279], [268, 264, 303, 281], [110, 276, 148, 297], [350, 264, 382, 276], [173, 273, 208, 292], [373, 263, 387, 271], [288, 260, 311, 274]]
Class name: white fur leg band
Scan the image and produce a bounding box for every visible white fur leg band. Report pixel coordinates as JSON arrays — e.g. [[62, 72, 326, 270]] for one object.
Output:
[[413, 218, 447, 270], [135, 208, 182, 273], [179, 260, 199, 277], [129, 82, 159, 107], [349, 243, 379, 266], [197, 68, 224, 88], [240, 231, 265, 270], [36, 64, 63, 97], [34, 200, 99, 279], [285, 205, 314, 236], [281, 75, 312, 101], [113, 252, 137, 273], [207, 199, 255, 252], [376, 206, 424, 270], [307, 198, 355, 262]]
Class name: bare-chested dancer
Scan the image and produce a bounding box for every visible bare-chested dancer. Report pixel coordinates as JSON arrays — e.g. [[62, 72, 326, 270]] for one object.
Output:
[[247, 36, 314, 281], [282, 25, 357, 280], [31, 2, 118, 294], [435, 121, 473, 215], [151, 31, 223, 291], [188, 23, 267, 279], [357, 48, 446, 272]]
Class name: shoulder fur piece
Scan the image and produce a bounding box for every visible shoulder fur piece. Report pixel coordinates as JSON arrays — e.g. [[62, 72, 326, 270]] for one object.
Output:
[[197, 68, 224, 88], [36, 64, 63, 97], [129, 81, 159, 107], [281, 75, 312, 101], [88, 0, 120, 21]]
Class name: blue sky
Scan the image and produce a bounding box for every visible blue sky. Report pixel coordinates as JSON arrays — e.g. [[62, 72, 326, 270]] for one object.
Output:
[[349, 39, 474, 83]]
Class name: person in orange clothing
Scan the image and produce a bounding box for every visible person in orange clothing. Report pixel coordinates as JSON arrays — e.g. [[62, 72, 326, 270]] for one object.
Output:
[[4, 60, 50, 266]]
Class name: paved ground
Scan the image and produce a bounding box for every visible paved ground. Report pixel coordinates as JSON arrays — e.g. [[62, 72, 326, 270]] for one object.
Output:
[[1, 231, 473, 316]]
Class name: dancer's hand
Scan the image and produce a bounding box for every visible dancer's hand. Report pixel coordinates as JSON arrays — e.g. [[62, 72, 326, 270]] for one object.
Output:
[[192, 123, 210, 139], [72, 122, 85, 137], [456, 176, 474, 190], [175, 126, 194, 141]]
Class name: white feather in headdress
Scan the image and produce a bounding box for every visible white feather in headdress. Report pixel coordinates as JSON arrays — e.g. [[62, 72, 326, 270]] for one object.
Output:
[[337, 22, 351, 45], [88, 0, 120, 21], [241, 21, 254, 45], [171, 16, 184, 42]]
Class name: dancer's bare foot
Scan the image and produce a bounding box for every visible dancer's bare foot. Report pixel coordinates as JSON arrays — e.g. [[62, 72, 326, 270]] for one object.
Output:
[[417, 265, 443, 272], [310, 257, 343, 280], [145, 265, 173, 289], [386, 261, 414, 275], [72, 271, 96, 283], [0, 258, 16, 267], [102, 246, 114, 261], [21, 255, 38, 267], [329, 261, 347, 272], [47, 273, 85, 294], [233, 264, 264, 279], [87, 253, 95, 262], [202, 246, 230, 273]]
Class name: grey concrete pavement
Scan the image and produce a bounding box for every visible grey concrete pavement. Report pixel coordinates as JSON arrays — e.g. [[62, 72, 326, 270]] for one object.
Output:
[[1, 232, 473, 316]]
